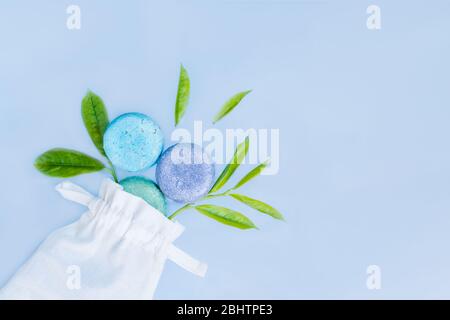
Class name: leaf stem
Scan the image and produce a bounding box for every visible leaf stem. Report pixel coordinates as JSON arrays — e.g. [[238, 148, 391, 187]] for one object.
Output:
[[106, 159, 119, 183], [168, 204, 193, 220], [204, 190, 231, 200], [168, 190, 232, 220]]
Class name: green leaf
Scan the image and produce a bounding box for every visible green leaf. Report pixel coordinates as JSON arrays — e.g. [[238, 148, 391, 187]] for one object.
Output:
[[195, 204, 257, 230], [81, 90, 109, 156], [213, 90, 252, 123], [174, 64, 190, 126], [230, 194, 284, 221], [34, 148, 105, 178], [209, 137, 249, 193], [233, 160, 269, 189]]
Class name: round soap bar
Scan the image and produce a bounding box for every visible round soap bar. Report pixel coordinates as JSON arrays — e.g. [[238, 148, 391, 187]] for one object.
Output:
[[156, 143, 215, 203], [104, 113, 164, 172], [120, 176, 167, 215]]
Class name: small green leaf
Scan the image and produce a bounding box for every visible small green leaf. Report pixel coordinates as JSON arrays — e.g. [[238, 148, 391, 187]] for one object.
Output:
[[213, 90, 251, 124], [175, 64, 190, 126], [195, 204, 257, 230], [230, 194, 284, 221], [209, 137, 249, 193], [233, 160, 269, 190], [81, 90, 109, 156], [34, 148, 105, 178]]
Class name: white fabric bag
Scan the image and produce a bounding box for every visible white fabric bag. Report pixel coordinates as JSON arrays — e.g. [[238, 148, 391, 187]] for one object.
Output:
[[0, 179, 207, 300]]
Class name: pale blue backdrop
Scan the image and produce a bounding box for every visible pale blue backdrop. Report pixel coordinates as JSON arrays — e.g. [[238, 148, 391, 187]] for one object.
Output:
[[1, 0, 450, 299]]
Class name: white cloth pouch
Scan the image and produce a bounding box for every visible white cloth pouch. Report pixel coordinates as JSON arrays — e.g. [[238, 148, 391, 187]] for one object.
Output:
[[0, 179, 207, 300]]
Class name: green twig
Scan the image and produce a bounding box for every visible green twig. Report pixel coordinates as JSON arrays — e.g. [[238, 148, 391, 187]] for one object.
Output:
[[204, 190, 231, 200], [168, 204, 193, 220], [168, 189, 232, 220], [106, 159, 119, 183]]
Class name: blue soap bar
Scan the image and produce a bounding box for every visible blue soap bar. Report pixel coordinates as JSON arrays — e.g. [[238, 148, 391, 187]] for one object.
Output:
[[104, 113, 164, 172], [156, 143, 215, 203], [120, 176, 167, 215]]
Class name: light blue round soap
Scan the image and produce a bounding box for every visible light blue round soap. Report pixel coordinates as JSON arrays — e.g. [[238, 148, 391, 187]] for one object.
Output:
[[120, 176, 167, 215], [156, 143, 215, 203], [104, 113, 164, 172]]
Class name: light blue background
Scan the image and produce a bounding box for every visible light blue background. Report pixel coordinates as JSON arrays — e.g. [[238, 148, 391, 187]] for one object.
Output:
[[1, 0, 450, 299]]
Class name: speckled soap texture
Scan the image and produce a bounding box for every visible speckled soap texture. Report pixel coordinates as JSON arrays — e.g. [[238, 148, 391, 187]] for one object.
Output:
[[103, 113, 164, 172], [120, 176, 167, 215], [156, 143, 215, 203]]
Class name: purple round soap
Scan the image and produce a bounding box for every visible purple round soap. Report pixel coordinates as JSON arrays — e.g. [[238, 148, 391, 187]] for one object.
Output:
[[156, 143, 215, 203]]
